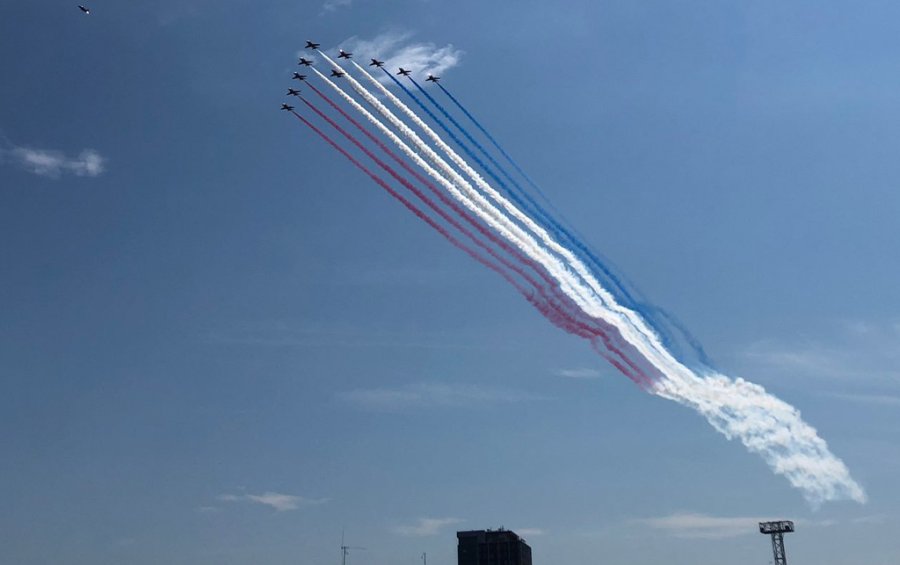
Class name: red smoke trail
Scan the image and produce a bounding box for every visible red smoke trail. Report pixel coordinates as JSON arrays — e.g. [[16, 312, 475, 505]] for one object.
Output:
[[298, 89, 655, 389], [290, 107, 636, 379], [294, 99, 596, 349], [290, 110, 536, 297], [303, 82, 654, 388]]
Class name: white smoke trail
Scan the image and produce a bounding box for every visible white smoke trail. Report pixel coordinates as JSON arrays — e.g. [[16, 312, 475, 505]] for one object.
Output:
[[313, 53, 866, 505], [311, 60, 608, 320], [656, 373, 866, 506], [343, 58, 690, 375], [308, 67, 557, 282]]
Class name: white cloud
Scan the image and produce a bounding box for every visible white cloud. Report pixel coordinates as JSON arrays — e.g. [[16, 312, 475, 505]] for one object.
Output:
[[322, 0, 352, 12], [635, 513, 774, 539], [739, 319, 900, 383], [2, 145, 106, 179], [339, 382, 541, 411], [340, 31, 462, 83], [636, 514, 879, 539], [393, 517, 464, 537], [217, 492, 327, 512], [824, 392, 900, 407], [555, 368, 602, 379], [515, 528, 545, 537], [206, 321, 513, 351], [852, 514, 887, 525]]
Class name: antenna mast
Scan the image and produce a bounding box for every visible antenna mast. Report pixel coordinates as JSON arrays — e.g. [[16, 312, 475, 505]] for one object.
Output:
[[340, 531, 365, 565], [759, 520, 795, 565]]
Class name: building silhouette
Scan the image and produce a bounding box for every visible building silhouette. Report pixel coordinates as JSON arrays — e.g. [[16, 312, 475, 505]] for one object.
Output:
[[457, 529, 532, 565]]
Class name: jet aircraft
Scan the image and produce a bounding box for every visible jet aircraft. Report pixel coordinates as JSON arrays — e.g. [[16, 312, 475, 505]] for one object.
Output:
[[369, 59, 385, 67], [281, 103, 295, 111], [426, 75, 440, 83], [298, 57, 313, 67], [338, 49, 352, 59], [78, 5, 90, 14], [330, 69, 345, 78], [305, 40, 320, 49], [397, 68, 412, 76], [292, 72, 307, 81], [287, 88, 301, 97]]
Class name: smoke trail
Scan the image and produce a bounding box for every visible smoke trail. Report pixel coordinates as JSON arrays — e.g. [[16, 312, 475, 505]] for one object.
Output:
[[403, 75, 671, 343], [310, 61, 610, 328], [412, 76, 709, 367], [437, 81, 551, 206], [656, 373, 866, 506], [339, 56, 683, 380], [289, 109, 527, 299], [304, 52, 865, 505], [327, 60, 673, 391], [302, 78, 653, 387]]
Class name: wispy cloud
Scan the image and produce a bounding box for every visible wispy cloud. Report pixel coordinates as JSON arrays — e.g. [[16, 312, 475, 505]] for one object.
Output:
[[635, 513, 774, 539], [217, 492, 327, 512], [555, 368, 603, 379], [205, 321, 517, 351], [515, 528, 545, 537], [1, 141, 106, 179], [635, 513, 873, 539], [340, 31, 462, 83], [322, 0, 352, 12], [740, 320, 900, 382], [393, 517, 464, 537], [823, 392, 900, 407], [339, 382, 542, 411], [852, 514, 887, 525]]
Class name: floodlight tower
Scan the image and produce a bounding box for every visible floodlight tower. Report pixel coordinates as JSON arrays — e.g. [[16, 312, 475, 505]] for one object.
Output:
[[759, 520, 794, 565]]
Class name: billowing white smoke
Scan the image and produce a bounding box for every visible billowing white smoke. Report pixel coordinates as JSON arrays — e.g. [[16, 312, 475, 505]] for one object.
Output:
[[314, 52, 866, 506], [655, 373, 866, 505]]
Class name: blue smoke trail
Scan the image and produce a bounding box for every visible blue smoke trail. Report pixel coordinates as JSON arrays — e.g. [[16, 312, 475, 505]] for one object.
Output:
[[395, 72, 710, 367], [391, 73, 621, 294], [437, 82, 553, 206]]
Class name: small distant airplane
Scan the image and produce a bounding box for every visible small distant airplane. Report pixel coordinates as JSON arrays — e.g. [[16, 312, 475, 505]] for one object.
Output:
[[298, 57, 313, 66], [397, 67, 411, 76], [369, 58, 384, 68], [305, 40, 320, 49], [330, 69, 345, 78], [292, 72, 307, 81], [78, 5, 90, 14], [281, 103, 295, 111], [426, 75, 440, 83], [287, 88, 301, 96], [338, 49, 352, 59]]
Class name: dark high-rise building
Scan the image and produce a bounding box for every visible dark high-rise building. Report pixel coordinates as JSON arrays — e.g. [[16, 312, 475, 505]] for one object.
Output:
[[457, 529, 533, 565]]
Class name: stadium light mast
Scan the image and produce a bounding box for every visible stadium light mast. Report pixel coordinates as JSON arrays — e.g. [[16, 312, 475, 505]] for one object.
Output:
[[759, 520, 794, 565]]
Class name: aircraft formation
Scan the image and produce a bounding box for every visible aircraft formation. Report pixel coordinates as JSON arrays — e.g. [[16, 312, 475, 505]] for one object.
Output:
[[278, 40, 866, 507], [282, 41, 441, 113]]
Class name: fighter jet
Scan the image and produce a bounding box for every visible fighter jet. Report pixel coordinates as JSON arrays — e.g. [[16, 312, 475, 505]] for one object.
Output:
[[78, 5, 90, 14], [338, 49, 352, 59], [397, 67, 412, 76], [330, 69, 345, 78], [292, 72, 307, 81], [305, 40, 320, 49], [287, 88, 301, 97], [426, 75, 440, 83], [298, 57, 313, 67], [369, 58, 385, 68], [281, 103, 295, 111]]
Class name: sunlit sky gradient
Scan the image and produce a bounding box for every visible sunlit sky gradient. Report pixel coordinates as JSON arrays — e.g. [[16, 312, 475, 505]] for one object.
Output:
[[2, 1, 899, 564]]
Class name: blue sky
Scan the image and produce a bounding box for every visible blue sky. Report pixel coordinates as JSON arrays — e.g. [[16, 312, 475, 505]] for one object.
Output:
[[2, 1, 899, 564]]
